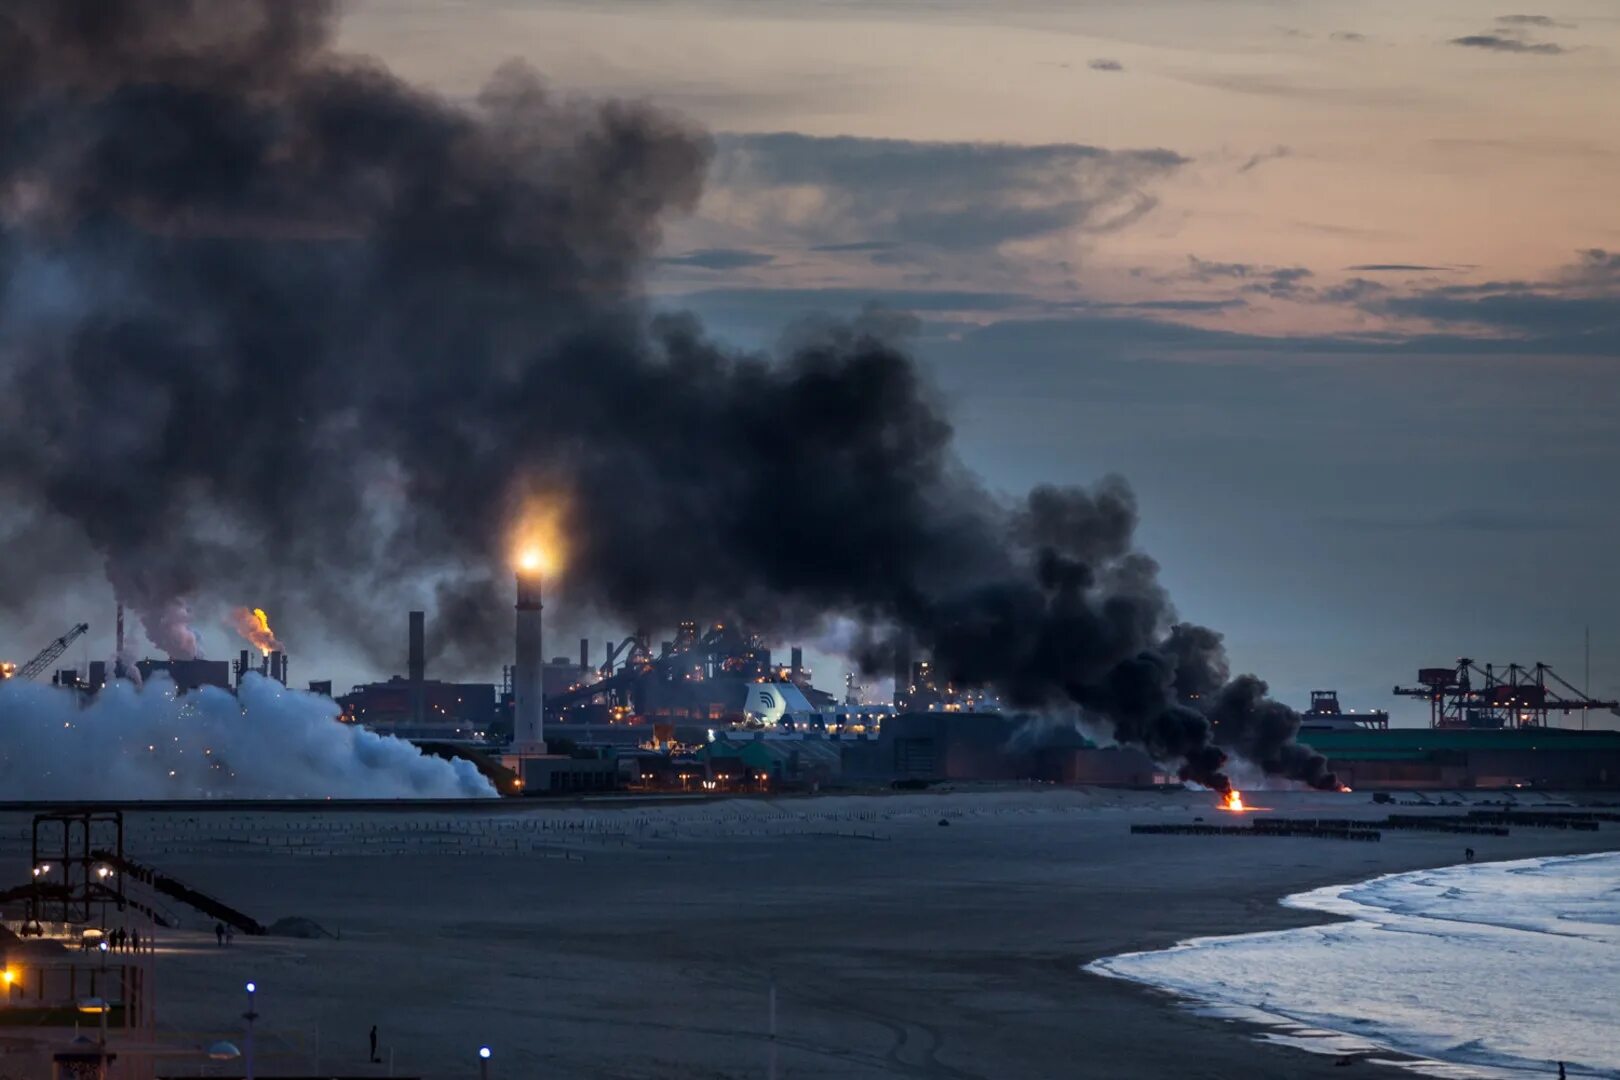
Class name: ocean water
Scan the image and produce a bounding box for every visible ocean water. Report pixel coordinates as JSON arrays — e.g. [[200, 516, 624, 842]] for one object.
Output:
[[1087, 852, 1620, 1078]]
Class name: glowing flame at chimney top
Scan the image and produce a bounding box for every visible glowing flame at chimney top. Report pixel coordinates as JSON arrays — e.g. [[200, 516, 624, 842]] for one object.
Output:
[[230, 606, 281, 657]]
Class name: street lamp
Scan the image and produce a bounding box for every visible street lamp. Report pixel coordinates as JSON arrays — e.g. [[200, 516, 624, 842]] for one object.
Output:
[[479, 1045, 492, 1079], [243, 981, 259, 1080]]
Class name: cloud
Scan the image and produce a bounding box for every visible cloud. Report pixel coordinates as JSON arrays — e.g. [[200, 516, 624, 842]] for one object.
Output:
[[706, 133, 1187, 252], [660, 247, 775, 270], [1183, 256, 1314, 298], [1089, 58, 1125, 72], [1496, 14, 1569, 28], [1111, 299, 1246, 313], [809, 240, 902, 254], [1171, 71, 1427, 108], [1355, 250, 1620, 350], [1238, 145, 1290, 174], [1567, 248, 1620, 287], [1346, 264, 1454, 272], [1379, 291, 1620, 339], [1449, 33, 1565, 54], [1318, 278, 1387, 303]]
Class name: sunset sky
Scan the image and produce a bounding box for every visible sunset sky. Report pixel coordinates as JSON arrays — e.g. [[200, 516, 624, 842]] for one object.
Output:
[[332, 1, 1620, 722]]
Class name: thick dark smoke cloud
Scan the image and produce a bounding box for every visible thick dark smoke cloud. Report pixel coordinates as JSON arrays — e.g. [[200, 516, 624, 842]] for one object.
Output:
[[0, 0, 1332, 791], [1208, 676, 1339, 790]]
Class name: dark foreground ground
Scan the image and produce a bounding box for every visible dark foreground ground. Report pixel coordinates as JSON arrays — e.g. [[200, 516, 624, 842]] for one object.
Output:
[[9, 788, 1613, 1079]]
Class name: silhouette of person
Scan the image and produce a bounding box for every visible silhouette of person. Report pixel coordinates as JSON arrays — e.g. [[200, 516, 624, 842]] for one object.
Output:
[[1559, 1063, 1567, 1079], [1465, 847, 1475, 862], [370, 1025, 379, 1063], [215, 922, 225, 946]]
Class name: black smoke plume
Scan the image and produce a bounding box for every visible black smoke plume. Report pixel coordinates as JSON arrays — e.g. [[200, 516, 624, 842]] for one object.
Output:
[[0, 0, 1331, 791]]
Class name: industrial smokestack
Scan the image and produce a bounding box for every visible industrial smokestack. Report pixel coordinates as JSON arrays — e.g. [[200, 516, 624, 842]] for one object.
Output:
[[269, 650, 285, 685], [513, 564, 546, 754], [409, 611, 426, 683], [408, 610, 426, 725], [580, 637, 590, 672], [237, 649, 250, 689], [790, 646, 803, 680]]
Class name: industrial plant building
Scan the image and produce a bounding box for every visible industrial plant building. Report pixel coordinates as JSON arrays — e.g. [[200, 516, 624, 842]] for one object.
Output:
[[10, 592, 1620, 795]]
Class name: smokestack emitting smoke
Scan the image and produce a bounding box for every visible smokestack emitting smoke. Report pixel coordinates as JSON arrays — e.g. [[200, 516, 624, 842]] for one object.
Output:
[[513, 558, 546, 753], [0, 0, 1333, 792], [409, 610, 426, 725]]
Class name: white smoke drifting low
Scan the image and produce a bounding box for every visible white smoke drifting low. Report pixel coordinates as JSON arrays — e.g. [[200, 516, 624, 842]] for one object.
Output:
[[0, 674, 495, 800]]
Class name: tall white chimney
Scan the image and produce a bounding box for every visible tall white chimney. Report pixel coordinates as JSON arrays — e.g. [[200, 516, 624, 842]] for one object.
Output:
[[513, 563, 546, 754]]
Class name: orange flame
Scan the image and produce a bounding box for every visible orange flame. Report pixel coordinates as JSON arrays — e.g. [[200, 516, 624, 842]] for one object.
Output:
[[1222, 790, 1246, 812], [511, 496, 566, 577], [230, 606, 281, 657]]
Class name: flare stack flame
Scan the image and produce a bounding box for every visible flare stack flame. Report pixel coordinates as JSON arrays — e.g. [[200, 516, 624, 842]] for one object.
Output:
[[231, 607, 281, 658]]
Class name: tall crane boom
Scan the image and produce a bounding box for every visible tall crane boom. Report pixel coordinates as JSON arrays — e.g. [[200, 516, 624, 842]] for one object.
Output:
[[15, 623, 90, 682]]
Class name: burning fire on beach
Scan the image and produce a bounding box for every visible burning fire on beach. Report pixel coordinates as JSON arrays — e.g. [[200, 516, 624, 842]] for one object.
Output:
[[1220, 790, 1247, 812]]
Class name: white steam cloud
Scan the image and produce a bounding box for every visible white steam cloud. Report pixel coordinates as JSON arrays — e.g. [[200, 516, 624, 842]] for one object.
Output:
[[0, 674, 495, 800]]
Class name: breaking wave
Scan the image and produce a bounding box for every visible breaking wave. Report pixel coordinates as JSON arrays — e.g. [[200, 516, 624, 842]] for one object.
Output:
[[1087, 852, 1620, 1078]]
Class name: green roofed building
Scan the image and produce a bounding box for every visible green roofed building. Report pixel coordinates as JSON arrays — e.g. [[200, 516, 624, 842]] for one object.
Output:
[[1302, 727, 1620, 790]]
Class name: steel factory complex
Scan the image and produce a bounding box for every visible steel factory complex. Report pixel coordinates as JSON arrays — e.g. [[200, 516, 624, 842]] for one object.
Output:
[[5, 558, 1619, 797]]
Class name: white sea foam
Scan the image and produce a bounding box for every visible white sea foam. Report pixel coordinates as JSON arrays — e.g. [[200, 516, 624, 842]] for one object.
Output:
[[1087, 852, 1620, 1078]]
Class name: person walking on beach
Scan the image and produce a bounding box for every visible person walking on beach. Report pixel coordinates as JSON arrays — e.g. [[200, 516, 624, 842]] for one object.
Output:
[[1465, 847, 1475, 862], [215, 922, 225, 946], [1559, 1062, 1567, 1079], [370, 1025, 379, 1063]]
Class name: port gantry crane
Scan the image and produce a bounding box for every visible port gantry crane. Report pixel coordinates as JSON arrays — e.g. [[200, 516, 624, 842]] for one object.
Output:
[[1395, 657, 1620, 729], [2, 623, 91, 682]]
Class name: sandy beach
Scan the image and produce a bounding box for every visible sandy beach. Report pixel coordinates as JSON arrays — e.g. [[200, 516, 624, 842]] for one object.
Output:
[[9, 788, 1615, 1079]]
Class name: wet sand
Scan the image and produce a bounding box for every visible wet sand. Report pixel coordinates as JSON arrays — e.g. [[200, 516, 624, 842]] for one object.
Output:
[[16, 789, 1614, 1079]]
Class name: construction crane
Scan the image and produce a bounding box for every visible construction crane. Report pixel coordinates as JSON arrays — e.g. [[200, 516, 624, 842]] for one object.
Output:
[[1395, 657, 1620, 729], [11, 623, 90, 682]]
